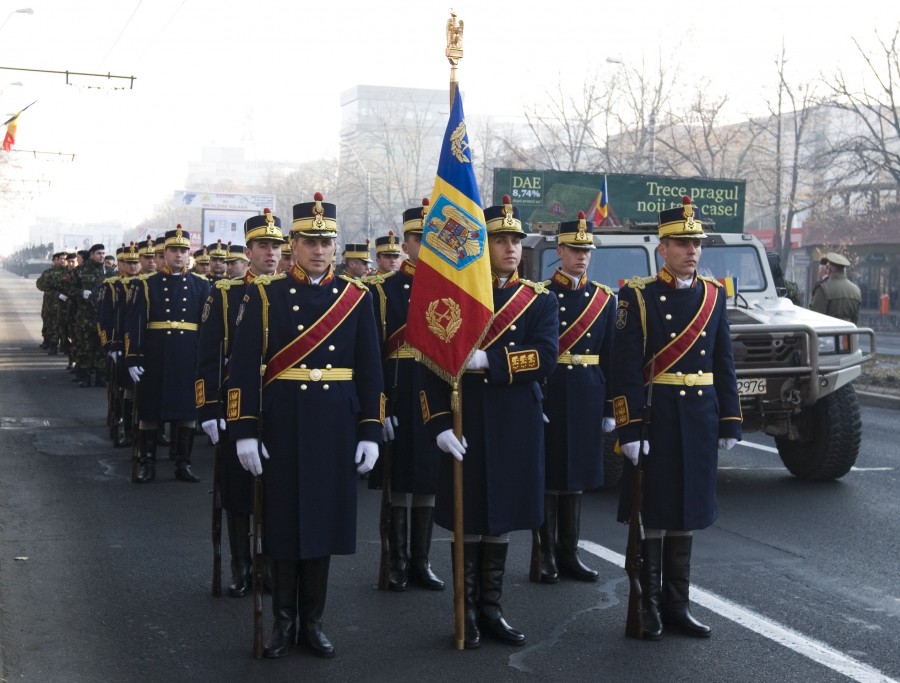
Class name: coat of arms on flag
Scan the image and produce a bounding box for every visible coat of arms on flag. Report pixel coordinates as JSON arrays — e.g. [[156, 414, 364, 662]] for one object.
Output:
[[424, 199, 484, 269]]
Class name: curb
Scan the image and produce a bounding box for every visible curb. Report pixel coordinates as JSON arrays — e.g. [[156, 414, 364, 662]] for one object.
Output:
[[857, 390, 900, 411]]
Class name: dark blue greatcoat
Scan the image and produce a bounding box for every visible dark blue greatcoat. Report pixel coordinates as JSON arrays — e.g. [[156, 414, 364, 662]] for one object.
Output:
[[543, 272, 616, 491], [196, 275, 256, 514], [422, 277, 559, 536], [125, 269, 210, 422], [612, 269, 742, 531], [227, 268, 384, 561], [367, 260, 441, 495]]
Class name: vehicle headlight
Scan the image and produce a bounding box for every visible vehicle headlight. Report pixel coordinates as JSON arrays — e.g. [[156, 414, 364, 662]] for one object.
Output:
[[817, 335, 851, 355]]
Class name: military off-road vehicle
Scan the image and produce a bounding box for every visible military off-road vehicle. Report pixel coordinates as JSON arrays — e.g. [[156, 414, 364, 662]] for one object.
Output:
[[521, 222, 875, 483]]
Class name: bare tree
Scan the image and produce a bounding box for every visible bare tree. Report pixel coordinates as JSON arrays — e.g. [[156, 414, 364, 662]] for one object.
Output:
[[827, 25, 900, 199]]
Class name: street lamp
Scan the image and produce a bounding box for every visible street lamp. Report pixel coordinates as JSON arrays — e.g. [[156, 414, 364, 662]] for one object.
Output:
[[0, 8, 34, 35]]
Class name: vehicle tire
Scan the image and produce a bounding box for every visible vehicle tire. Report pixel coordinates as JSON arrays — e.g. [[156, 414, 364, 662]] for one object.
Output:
[[775, 384, 861, 480], [602, 433, 623, 489]]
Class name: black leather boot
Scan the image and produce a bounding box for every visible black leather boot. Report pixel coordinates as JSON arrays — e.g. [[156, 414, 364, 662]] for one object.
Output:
[[409, 507, 444, 590], [539, 493, 559, 583], [135, 430, 156, 483], [78, 369, 92, 388], [639, 538, 663, 640], [478, 542, 525, 645], [661, 535, 710, 637], [451, 541, 482, 649], [557, 493, 599, 581], [174, 424, 200, 482], [264, 560, 299, 658], [388, 506, 409, 592], [298, 556, 334, 658], [226, 511, 252, 597]]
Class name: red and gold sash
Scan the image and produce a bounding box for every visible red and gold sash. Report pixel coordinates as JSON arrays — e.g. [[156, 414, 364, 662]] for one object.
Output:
[[558, 286, 612, 356], [643, 279, 718, 383], [263, 284, 366, 386], [481, 284, 538, 349]]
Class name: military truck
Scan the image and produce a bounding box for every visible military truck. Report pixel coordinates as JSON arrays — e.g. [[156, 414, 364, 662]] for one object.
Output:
[[521, 222, 875, 483]]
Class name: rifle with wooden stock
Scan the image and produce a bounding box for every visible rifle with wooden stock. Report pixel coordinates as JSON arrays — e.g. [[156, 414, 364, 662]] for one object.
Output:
[[377, 356, 400, 591], [625, 354, 655, 639], [252, 358, 265, 659], [211, 341, 224, 598]]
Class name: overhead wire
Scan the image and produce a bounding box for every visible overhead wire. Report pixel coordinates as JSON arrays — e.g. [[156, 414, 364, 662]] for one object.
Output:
[[96, 0, 144, 70]]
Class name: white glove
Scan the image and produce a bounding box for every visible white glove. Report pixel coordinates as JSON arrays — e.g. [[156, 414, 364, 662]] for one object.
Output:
[[620, 441, 650, 466], [719, 438, 737, 451], [107, 350, 117, 361], [82, 289, 92, 300], [202, 419, 220, 444], [602, 417, 616, 433], [383, 415, 398, 441], [128, 366, 144, 383], [542, 413, 550, 424], [355, 440, 379, 474], [58, 293, 68, 302], [236, 438, 269, 476], [466, 349, 489, 371], [436, 429, 468, 461]]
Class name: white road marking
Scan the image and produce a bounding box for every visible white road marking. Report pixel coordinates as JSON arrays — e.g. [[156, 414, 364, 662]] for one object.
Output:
[[727, 441, 893, 471], [580, 540, 898, 683]]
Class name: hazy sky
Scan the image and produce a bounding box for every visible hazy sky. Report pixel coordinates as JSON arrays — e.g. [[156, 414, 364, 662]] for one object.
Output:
[[0, 0, 898, 252]]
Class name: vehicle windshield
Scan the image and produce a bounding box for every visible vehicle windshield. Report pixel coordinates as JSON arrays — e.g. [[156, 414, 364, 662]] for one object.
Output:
[[691, 244, 768, 292], [540, 246, 652, 292]]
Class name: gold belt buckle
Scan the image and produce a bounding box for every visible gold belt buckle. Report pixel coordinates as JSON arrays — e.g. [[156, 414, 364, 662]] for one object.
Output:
[[171, 321, 180, 329], [684, 373, 698, 386], [308, 368, 323, 382], [571, 354, 582, 366]]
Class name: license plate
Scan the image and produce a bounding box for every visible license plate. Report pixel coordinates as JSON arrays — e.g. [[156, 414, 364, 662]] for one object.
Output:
[[737, 378, 767, 396]]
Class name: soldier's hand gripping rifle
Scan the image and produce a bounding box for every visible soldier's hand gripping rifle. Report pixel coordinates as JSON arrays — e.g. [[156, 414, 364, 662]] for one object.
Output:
[[377, 356, 400, 591], [211, 341, 224, 598], [625, 354, 655, 639], [252, 360, 265, 659]]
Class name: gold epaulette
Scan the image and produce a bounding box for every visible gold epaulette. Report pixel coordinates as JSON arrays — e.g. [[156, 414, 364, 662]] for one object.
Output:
[[138, 272, 155, 281], [252, 273, 285, 287], [103, 276, 120, 285], [592, 281, 615, 295], [339, 273, 369, 291], [623, 275, 655, 291], [215, 277, 243, 291], [698, 274, 723, 288], [120, 276, 136, 285], [190, 272, 209, 281], [364, 271, 394, 286], [540, 279, 552, 288], [519, 278, 549, 295]]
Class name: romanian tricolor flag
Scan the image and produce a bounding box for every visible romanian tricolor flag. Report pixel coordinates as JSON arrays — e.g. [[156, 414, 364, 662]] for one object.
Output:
[[2, 116, 17, 153], [2, 101, 36, 153], [406, 84, 493, 384], [717, 276, 738, 297], [587, 175, 609, 226]]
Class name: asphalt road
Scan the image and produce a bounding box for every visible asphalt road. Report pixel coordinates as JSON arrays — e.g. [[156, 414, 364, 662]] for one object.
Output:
[[1, 269, 898, 683]]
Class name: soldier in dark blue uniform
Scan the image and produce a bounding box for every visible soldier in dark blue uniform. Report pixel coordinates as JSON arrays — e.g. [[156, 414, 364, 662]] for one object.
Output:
[[224, 242, 249, 280], [207, 240, 228, 283], [197, 210, 284, 597], [192, 247, 211, 277], [367, 200, 444, 592], [612, 196, 742, 640], [372, 231, 403, 275], [540, 212, 617, 584], [424, 196, 558, 648], [98, 243, 142, 446], [227, 192, 384, 659], [125, 226, 211, 483]]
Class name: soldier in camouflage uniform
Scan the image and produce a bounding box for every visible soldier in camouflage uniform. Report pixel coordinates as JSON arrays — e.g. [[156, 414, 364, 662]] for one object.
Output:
[[36, 253, 66, 354], [58, 252, 79, 370], [66, 244, 108, 387]]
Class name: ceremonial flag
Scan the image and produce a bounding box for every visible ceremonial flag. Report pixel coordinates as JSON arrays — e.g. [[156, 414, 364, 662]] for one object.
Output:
[[587, 175, 609, 225], [406, 84, 493, 384], [2, 101, 36, 153]]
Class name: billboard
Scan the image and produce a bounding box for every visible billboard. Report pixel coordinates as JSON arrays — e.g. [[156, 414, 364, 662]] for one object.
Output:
[[172, 191, 276, 247], [492, 169, 746, 233]]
